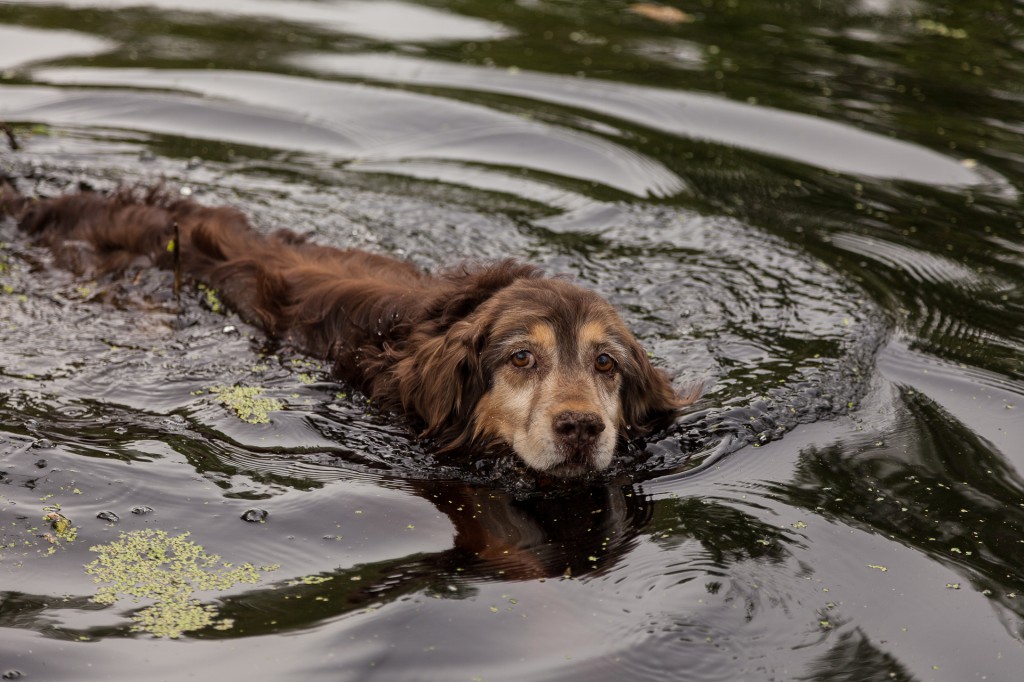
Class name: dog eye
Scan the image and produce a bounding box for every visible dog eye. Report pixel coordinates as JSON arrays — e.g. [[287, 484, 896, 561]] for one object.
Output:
[[510, 350, 535, 368], [594, 353, 615, 373]]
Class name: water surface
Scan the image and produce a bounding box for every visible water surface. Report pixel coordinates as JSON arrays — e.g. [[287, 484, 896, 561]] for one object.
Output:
[[1, 1, 1022, 680]]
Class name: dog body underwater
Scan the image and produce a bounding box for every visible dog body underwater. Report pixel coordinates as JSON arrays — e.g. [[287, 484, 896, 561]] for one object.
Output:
[[0, 178, 690, 476]]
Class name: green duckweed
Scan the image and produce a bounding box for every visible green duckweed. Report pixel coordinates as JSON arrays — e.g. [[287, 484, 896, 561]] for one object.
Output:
[[197, 283, 224, 313], [209, 385, 283, 424], [85, 529, 265, 638]]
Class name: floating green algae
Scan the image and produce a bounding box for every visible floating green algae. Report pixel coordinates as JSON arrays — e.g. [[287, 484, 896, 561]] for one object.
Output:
[[286, 574, 333, 587], [44, 505, 77, 541], [209, 385, 283, 424], [197, 283, 224, 313], [85, 529, 266, 638]]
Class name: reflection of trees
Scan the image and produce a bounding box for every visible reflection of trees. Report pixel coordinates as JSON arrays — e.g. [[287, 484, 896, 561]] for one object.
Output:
[[769, 389, 1024, 618], [0, 592, 100, 639], [647, 494, 790, 568], [798, 627, 914, 682], [0, 478, 796, 640]]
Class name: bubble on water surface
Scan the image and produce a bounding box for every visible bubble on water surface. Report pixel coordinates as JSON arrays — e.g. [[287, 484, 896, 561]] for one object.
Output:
[[241, 508, 269, 523]]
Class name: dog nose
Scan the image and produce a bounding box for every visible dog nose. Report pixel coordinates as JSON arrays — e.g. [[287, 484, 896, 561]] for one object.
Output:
[[553, 411, 606, 448]]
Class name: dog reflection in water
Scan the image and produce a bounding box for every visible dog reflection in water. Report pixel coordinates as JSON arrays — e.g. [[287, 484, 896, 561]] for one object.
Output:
[[424, 480, 654, 579], [195, 481, 656, 633], [1, 178, 694, 475]]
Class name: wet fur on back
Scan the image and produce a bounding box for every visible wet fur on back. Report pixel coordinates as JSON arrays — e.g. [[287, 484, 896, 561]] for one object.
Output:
[[0, 177, 691, 475]]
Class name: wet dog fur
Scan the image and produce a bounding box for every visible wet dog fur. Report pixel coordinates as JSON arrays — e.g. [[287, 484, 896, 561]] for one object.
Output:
[[0, 178, 691, 476]]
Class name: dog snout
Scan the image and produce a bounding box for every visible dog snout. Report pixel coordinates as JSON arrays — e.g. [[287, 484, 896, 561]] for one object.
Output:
[[553, 410, 606, 449]]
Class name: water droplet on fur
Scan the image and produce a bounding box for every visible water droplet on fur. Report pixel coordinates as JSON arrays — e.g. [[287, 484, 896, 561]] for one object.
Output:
[[241, 508, 269, 523]]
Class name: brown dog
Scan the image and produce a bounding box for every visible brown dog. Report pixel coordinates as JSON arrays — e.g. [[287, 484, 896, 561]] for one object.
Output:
[[0, 178, 691, 476]]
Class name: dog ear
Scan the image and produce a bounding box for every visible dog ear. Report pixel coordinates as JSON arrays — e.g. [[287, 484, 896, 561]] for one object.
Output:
[[620, 342, 696, 439], [392, 319, 489, 449]]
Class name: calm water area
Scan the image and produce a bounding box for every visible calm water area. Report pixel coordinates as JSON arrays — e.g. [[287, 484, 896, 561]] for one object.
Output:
[[0, 0, 1022, 679]]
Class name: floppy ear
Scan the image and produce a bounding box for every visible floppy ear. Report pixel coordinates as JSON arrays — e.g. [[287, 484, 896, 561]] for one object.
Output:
[[391, 319, 489, 449], [620, 342, 696, 438]]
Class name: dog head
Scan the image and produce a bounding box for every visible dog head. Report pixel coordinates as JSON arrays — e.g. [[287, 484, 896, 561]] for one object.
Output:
[[392, 272, 690, 476]]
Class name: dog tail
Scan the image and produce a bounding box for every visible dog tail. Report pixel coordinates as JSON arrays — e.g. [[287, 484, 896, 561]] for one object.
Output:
[[1, 182, 181, 276], [1, 178, 305, 339]]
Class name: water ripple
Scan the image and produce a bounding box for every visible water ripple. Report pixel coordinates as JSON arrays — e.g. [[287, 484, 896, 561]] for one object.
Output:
[[0, 25, 114, 70], [830, 231, 986, 288], [9, 67, 685, 199], [291, 51, 993, 187], [11, 0, 511, 43]]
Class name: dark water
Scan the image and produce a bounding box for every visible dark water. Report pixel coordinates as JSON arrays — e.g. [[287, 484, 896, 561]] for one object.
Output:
[[0, 0, 1022, 679]]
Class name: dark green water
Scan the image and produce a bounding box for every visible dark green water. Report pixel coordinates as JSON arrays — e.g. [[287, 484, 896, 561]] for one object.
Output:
[[0, 1, 1022, 680]]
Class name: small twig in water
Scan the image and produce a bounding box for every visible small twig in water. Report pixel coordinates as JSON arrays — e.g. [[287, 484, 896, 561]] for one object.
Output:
[[0, 122, 20, 151], [172, 220, 181, 305]]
